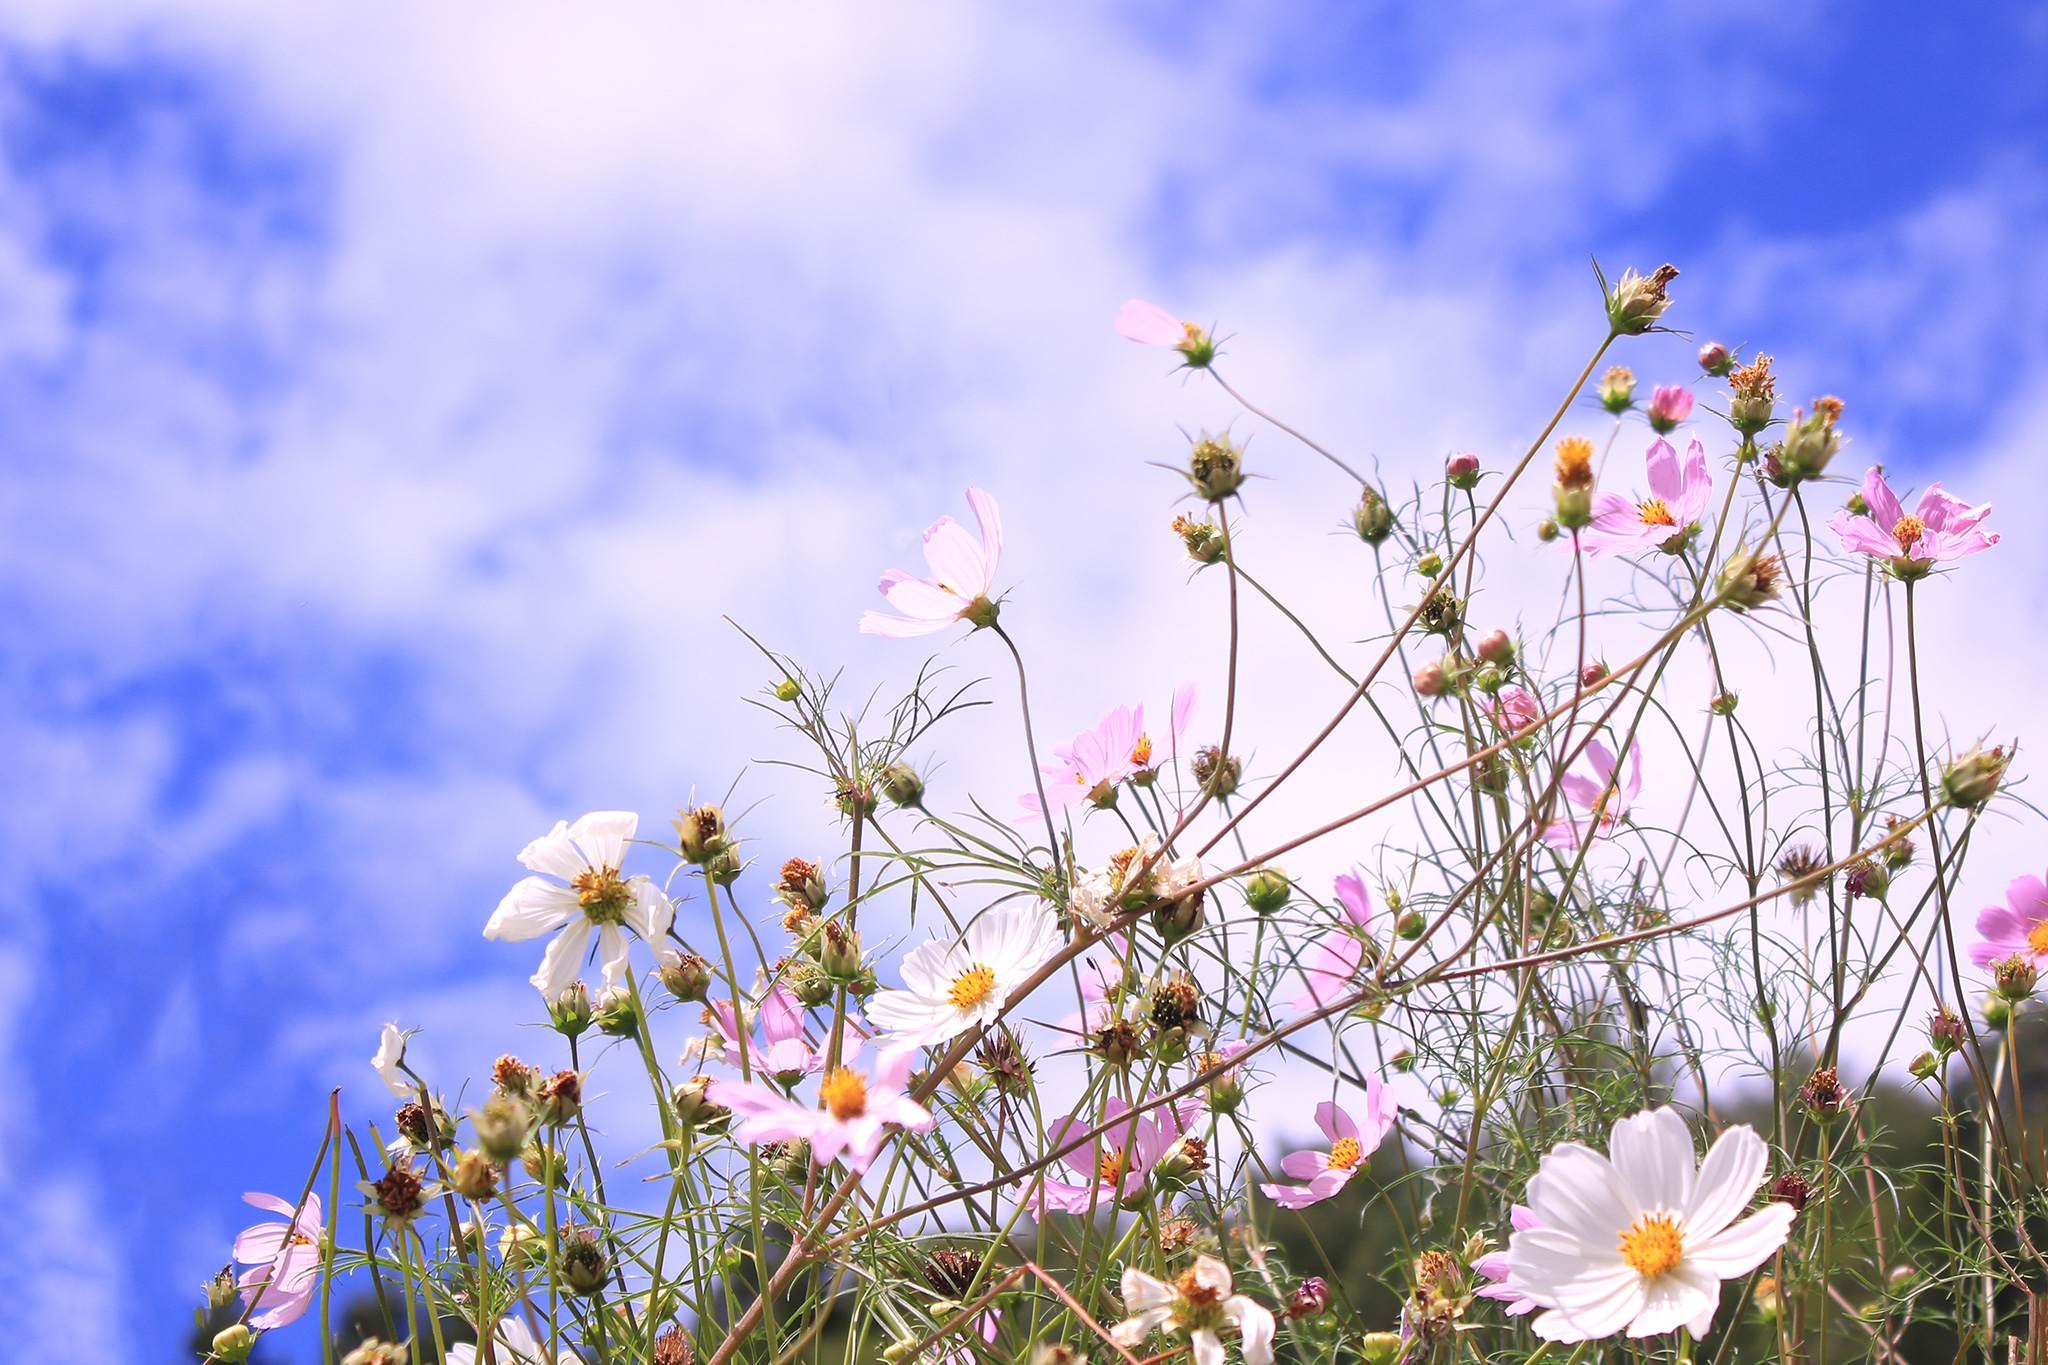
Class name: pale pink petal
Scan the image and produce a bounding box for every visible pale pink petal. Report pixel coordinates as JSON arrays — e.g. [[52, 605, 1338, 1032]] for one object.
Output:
[[1334, 870, 1372, 926], [921, 517, 989, 600], [1316, 1101, 1358, 1145], [963, 487, 1002, 585], [1860, 467, 1904, 529], [1643, 437, 1681, 501], [1115, 299, 1186, 346], [881, 574, 967, 621], [860, 608, 956, 638]]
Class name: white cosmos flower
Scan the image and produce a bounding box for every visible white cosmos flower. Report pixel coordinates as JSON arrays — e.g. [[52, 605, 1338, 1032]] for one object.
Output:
[[483, 811, 675, 999], [864, 901, 1063, 1046], [446, 1315, 578, 1365], [1505, 1106, 1797, 1341], [371, 1022, 410, 1099], [1111, 1255, 1275, 1365], [1070, 837, 1203, 928]]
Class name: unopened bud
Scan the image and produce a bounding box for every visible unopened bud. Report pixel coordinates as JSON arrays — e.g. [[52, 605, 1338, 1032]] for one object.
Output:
[[1353, 487, 1396, 546], [1580, 661, 1609, 688], [1359, 1331, 1404, 1365], [1646, 384, 1694, 434], [1243, 866, 1291, 914], [1995, 954, 2038, 1003], [1389, 1046, 1415, 1072], [1709, 690, 1739, 716], [522, 1140, 567, 1188], [772, 677, 801, 702], [1471, 752, 1508, 795], [670, 1075, 729, 1132], [548, 982, 593, 1038], [1395, 911, 1426, 941], [213, 1325, 256, 1363], [1597, 365, 1636, 413], [471, 1095, 532, 1163], [673, 804, 729, 864], [1985, 993, 2014, 1029], [1778, 397, 1845, 482], [1476, 629, 1515, 666], [658, 952, 712, 1003], [1413, 660, 1449, 698], [1943, 744, 2008, 811], [342, 1342, 408, 1365], [1929, 1005, 1966, 1054], [593, 988, 640, 1039], [450, 1149, 498, 1201], [1771, 1170, 1812, 1212], [1415, 550, 1443, 578], [1907, 1050, 1940, 1081], [1445, 451, 1481, 489], [880, 761, 925, 808], [1150, 1134, 1209, 1192], [1186, 430, 1246, 501], [1285, 1276, 1332, 1318], [1697, 341, 1733, 376], [1535, 516, 1560, 542], [1845, 490, 1868, 516]]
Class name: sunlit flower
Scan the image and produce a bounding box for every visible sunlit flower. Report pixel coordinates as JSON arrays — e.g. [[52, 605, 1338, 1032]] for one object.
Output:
[[1028, 1095, 1169, 1214], [232, 1192, 324, 1328], [706, 984, 828, 1078], [1258, 1084, 1396, 1208], [372, 1023, 410, 1099], [866, 901, 1064, 1045], [1504, 1106, 1795, 1341], [1542, 738, 1643, 851], [1112, 1255, 1276, 1365], [1580, 437, 1712, 560], [1022, 683, 1199, 818], [859, 488, 1004, 637], [1645, 386, 1694, 434], [1490, 685, 1542, 736], [710, 1043, 932, 1175], [1333, 868, 1374, 928], [1116, 299, 1216, 366], [1969, 868, 2048, 972], [1828, 466, 1997, 579], [484, 811, 675, 998], [1472, 1205, 1542, 1316], [1070, 838, 1203, 928], [447, 1317, 579, 1365]]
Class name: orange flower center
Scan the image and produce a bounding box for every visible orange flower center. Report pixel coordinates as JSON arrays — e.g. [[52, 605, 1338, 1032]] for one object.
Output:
[[1591, 785, 1621, 827], [1618, 1212, 1684, 1277], [289, 1232, 316, 1247], [1097, 1145, 1128, 1184], [1893, 514, 1925, 554], [1327, 1136, 1363, 1170], [2027, 921, 2048, 957], [1131, 735, 1154, 766], [1636, 496, 1676, 527], [573, 867, 632, 925], [947, 963, 998, 1009], [1175, 1266, 1224, 1307], [818, 1067, 868, 1120]]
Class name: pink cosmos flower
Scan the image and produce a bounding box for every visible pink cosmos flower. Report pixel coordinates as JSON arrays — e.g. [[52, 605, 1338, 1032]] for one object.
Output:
[[709, 1044, 931, 1175], [1027, 1095, 1196, 1215], [708, 985, 827, 1078], [859, 488, 1003, 638], [1472, 1205, 1542, 1316], [1490, 685, 1542, 737], [1257, 1083, 1397, 1208], [1115, 299, 1208, 353], [1021, 682, 1199, 818], [1828, 466, 1997, 577], [1580, 437, 1712, 560], [1333, 868, 1373, 928], [1969, 869, 2048, 971], [1288, 871, 1374, 1015], [233, 1192, 325, 1328], [1645, 386, 1694, 433], [1542, 737, 1643, 850]]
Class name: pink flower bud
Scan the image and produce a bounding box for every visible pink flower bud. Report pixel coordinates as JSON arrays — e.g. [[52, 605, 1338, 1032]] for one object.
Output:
[[1697, 341, 1733, 376], [1579, 661, 1609, 688], [1645, 385, 1694, 434], [1476, 629, 1515, 666], [1413, 660, 1449, 697], [1445, 451, 1480, 490]]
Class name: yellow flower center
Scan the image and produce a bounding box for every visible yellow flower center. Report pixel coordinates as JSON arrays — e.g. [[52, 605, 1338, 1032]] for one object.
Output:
[[1637, 496, 1676, 527], [1098, 1145, 1128, 1184], [573, 867, 632, 925], [1175, 1266, 1224, 1308], [1327, 1136, 1363, 1170], [947, 963, 998, 1009], [1618, 1212, 1684, 1277], [1591, 785, 1620, 827], [289, 1232, 316, 1247], [1893, 514, 1925, 554], [818, 1067, 868, 1120], [2027, 921, 2048, 957], [1131, 735, 1154, 766]]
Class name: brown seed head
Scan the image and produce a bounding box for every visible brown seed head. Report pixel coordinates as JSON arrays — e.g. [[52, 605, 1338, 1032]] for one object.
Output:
[[651, 1329, 695, 1365]]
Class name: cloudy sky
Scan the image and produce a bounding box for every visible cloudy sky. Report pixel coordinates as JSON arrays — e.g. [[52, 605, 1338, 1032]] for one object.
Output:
[[3, 2, 2044, 1357]]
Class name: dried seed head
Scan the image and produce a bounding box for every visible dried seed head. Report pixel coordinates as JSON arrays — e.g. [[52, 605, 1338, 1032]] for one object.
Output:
[[1715, 544, 1784, 613], [1728, 354, 1777, 435], [1994, 954, 2038, 1003], [976, 1030, 1035, 1097], [922, 1247, 981, 1298], [1191, 746, 1239, 798], [1157, 1217, 1200, 1256], [493, 1055, 540, 1096], [1175, 512, 1228, 564], [537, 1069, 584, 1126], [651, 1329, 696, 1365], [1771, 1170, 1812, 1212], [1775, 845, 1826, 908], [368, 1165, 426, 1224], [1089, 1018, 1144, 1069], [657, 953, 712, 1003], [1186, 430, 1247, 502], [673, 805, 728, 863], [1799, 1065, 1850, 1122]]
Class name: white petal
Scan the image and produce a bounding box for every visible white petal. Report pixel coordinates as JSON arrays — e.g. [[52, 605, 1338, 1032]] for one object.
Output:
[[516, 820, 585, 880], [569, 810, 638, 871], [1532, 1268, 1644, 1341], [1527, 1144, 1641, 1245], [1684, 1202, 1795, 1278], [596, 924, 632, 991], [1227, 1297, 1276, 1365], [1188, 1255, 1233, 1296], [897, 936, 967, 998], [1625, 1263, 1717, 1337], [485, 878, 580, 941], [1682, 1123, 1769, 1237], [1609, 1107, 1697, 1214], [1190, 1328, 1225, 1365], [863, 990, 964, 1044], [627, 880, 674, 939], [1120, 1267, 1177, 1313], [531, 921, 593, 997]]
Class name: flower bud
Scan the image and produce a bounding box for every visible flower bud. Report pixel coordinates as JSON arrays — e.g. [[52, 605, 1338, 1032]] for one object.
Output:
[[203, 1265, 238, 1311], [1709, 689, 1739, 716], [880, 760, 925, 808], [1845, 490, 1868, 516], [1770, 1170, 1812, 1212], [1799, 1065, 1850, 1123], [783, 956, 834, 1007], [1389, 1046, 1415, 1073], [1579, 661, 1609, 689], [1535, 517, 1560, 542], [673, 804, 729, 864], [450, 1149, 498, 1201], [471, 1095, 532, 1163], [1907, 1050, 1940, 1081], [1359, 1331, 1404, 1365], [212, 1325, 255, 1363], [772, 677, 801, 702], [521, 1139, 567, 1188], [1470, 752, 1508, 795], [1551, 435, 1595, 530], [1715, 544, 1784, 613], [658, 952, 712, 1003], [1995, 954, 2038, 1003], [1186, 430, 1246, 502], [1929, 1004, 1966, 1054], [1352, 487, 1396, 546], [1881, 816, 1915, 872], [1150, 1134, 1209, 1192], [1476, 629, 1515, 667], [1285, 1277, 1332, 1318], [1645, 384, 1694, 434], [1596, 365, 1635, 414], [1843, 860, 1889, 902], [1604, 263, 1678, 335], [1415, 550, 1443, 578], [593, 988, 640, 1039], [1412, 659, 1449, 698], [1243, 866, 1291, 915], [1943, 744, 2008, 810], [1698, 341, 1733, 376], [1777, 397, 1844, 482], [1471, 664, 1503, 694], [704, 846, 743, 888], [559, 1228, 609, 1296], [1395, 910, 1426, 941], [1152, 886, 1207, 945], [1726, 354, 1777, 436], [1445, 451, 1481, 489], [548, 981, 593, 1038], [670, 1074, 729, 1132], [1985, 993, 2014, 1029], [1173, 513, 1227, 564], [1198, 1052, 1244, 1113], [1191, 746, 1239, 799]]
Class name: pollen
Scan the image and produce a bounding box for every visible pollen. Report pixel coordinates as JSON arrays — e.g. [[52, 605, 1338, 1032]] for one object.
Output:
[[1131, 735, 1154, 766], [947, 963, 998, 1009], [1591, 785, 1620, 826], [1893, 514, 1925, 555], [1554, 436, 1595, 488], [818, 1067, 868, 1120], [573, 867, 632, 925], [1636, 496, 1676, 527], [1327, 1136, 1363, 1170], [1618, 1212, 1684, 1277], [1097, 1145, 1127, 1185], [2027, 921, 2048, 957]]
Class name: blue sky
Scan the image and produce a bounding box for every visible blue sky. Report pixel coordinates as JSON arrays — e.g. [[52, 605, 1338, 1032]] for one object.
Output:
[[2, 3, 2044, 1358]]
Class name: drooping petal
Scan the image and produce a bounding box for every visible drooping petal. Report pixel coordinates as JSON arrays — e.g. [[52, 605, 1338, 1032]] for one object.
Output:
[[963, 487, 1002, 587], [485, 878, 581, 941], [1190, 1327, 1227, 1365], [626, 880, 674, 940], [531, 919, 594, 998], [1120, 1265, 1179, 1313], [1334, 869, 1372, 927], [595, 923, 632, 991], [516, 820, 586, 880], [1228, 1295, 1277, 1365]]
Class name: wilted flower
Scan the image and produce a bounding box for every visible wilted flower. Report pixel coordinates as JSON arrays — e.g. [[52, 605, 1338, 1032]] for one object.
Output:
[[1775, 845, 1827, 908], [860, 488, 1004, 636], [232, 1192, 325, 1328], [1257, 1085, 1397, 1208], [1715, 544, 1784, 613], [1116, 299, 1215, 367], [1828, 466, 1996, 580], [1597, 366, 1635, 413], [1284, 1278, 1331, 1318], [865, 901, 1063, 1046], [1727, 354, 1777, 436], [1111, 1255, 1276, 1365], [1186, 430, 1247, 502], [1541, 737, 1643, 851], [1604, 263, 1679, 336], [1994, 954, 2039, 1003], [1175, 512, 1228, 564], [1770, 1170, 1813, 1213], [1800, 1065, 1850, 1122], [711, 1044, 933, 1175], [1503, 1106, 1794, 1340], [1645, 385, 1693, 434], [371, 1023, 410, 1100], [1551, 435, 1596, 530], [1843, 860, 1889, 902], [1580, 437, 1711, 559], [484, 811, 677, 999]]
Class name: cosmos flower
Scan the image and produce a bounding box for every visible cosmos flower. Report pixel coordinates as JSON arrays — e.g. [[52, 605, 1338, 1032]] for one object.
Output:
[[1504, 1106, 1795, 1341], [1490, 685, 1542, 736], [1828, 466, 1997, 578], [859, 488, 1003, 637], [1969, 868, 2048, 971], [865, 901, 1064, 1046], [446, 1317, 580, 1365], [1580, 437, 1712, 560], [1542, 738, 1643, 851], [706, 984, 828, 1078], [1287, 873, 1374, 1015], [1026, 1095, 1198, 1216], [709, 1044, 932, 1175], [483, 811, 676, 998], [1472, 1206, 1542, 1317], [1020, 682, 1199, 818], [1258, 1084, 1397, 1208], [1069, 838, 1204, 928], [1115, 300, 1215, 365], [372, 1023, 410, 1100], [232, 1192, 325, 1328], [1112, 1255, 1276, 1365], [1644, 386, 1694, 433]]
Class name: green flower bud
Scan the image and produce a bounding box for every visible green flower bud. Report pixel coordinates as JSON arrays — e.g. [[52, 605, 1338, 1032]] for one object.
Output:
[[773, 678, 801, 702], [548, 982, 593, 1038], [1243, 866, 1291, 915], [1943, 744, 2008, 811], [880, 761, 925, 808], [1353, 487, 1396, 546], [1415, 550, 1443, 578], [212, 1325, 255, 1363]]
